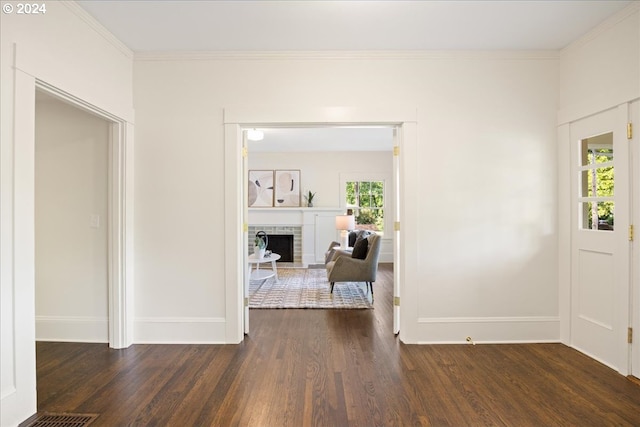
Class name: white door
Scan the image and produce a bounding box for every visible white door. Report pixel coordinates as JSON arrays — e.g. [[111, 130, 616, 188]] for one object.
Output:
[[570, 105, 631, 372]]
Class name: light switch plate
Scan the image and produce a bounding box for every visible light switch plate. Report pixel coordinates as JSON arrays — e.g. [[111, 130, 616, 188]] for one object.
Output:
[[90, 214, 100, 228]]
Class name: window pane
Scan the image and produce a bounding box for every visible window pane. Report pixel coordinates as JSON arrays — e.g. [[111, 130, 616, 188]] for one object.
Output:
[[355, 208, 384, 232], [346, 182, 356, 205], [371, 181, 383, 207], [580, 132, 613, 167], [346, 180, 385, 232], [579, 202, 614, 231], [580, 167, 615, 198]]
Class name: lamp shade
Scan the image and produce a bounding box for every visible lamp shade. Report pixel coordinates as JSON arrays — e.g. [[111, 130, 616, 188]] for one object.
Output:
[[335, 215, 355, 231]]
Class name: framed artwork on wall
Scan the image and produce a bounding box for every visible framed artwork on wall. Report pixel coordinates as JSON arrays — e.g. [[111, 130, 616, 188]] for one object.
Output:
[[248, 170, 274, 207], [274, 170, 301, 207]]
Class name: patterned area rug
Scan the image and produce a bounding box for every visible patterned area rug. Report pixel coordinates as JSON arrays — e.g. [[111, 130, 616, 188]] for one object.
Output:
[[249, 268, 373, 309]]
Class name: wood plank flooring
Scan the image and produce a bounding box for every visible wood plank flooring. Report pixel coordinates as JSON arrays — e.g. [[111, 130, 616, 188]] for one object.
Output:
[[33, 264, 640, 426]]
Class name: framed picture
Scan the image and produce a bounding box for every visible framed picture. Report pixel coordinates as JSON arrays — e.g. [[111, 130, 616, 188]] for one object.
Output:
[[248, 170, 274, 207], [274, 170, 301, 207]]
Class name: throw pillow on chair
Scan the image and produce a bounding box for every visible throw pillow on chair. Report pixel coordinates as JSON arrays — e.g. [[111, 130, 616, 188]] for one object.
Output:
[[351, 237, 368, 259]]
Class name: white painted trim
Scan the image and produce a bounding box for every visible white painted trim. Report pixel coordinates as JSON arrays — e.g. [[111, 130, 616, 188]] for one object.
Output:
[[223, 106, 417, 126], [412, 316, 561, 344], [135, 50, 559, 62], [417, 340, 563, 345], [136, 317, 227, 323], [561, 2, 640, 56], [35, 82, 135, 350], [134, 317, 227, 344], [1, 69, 38, 427], [36, 316, 109, 343], [631, 99, 640, 378], [61, 1, 134, 59], [224, 107, 418, 344], [224, 123, 245, 343], [107, 120, 135, 349], [557, 123, 572, 345], [398, 122, 419, 343], [418, 316, 560, 324]]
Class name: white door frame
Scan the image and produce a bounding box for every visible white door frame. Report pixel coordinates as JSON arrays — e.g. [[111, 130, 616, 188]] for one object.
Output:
[[33, 80, 135, 349], [223, 107, 418, 343], [392, 126, 401, 334], [631, 99, 639, 378]]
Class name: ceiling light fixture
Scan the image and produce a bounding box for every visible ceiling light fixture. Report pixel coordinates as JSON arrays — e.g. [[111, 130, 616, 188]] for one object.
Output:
[[247, 129, 264, 141]]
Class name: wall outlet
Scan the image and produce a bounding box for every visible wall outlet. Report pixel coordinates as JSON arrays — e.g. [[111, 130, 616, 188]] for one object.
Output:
[[90, 214, 100, 228]]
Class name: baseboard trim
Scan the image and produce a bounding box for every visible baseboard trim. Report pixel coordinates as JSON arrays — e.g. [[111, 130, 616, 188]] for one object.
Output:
[[36, 316, 108, 343], [411, 316, 560, 344], [134, 317, 228, 344]]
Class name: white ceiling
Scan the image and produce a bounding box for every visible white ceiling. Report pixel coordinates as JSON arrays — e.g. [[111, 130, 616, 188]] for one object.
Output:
[[75, 0, 633, 152], [247, 126, 395, 152], [77, 0, 632, 52]]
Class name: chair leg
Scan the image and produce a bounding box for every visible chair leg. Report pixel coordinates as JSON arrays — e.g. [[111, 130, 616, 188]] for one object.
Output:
[[369, 282, 374, 302], [330, 282, 335, 293]]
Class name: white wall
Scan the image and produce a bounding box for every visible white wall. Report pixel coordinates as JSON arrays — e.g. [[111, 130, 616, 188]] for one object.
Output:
[[248, 150, 393, 208], [133, 52, 560, 343], [35, 95, 109, 342], [558, 6, 640, 124], [1, 2, 133, 425]]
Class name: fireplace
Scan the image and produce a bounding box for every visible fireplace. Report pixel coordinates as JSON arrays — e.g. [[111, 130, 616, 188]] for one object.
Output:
[[248, 225, 302, 264], [267, 234, 294, 262]]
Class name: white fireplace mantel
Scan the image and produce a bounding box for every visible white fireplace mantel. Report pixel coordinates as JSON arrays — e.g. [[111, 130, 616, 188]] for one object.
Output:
[[249, 207, 344, 265], [249, 207, 344, 226]]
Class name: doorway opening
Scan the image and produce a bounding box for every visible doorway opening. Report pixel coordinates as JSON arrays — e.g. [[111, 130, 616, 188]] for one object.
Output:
[[33, 81, 134, 349], [35, 90, 110, 343], [223, 109, 417, 342], [241, 124, 400, 334]]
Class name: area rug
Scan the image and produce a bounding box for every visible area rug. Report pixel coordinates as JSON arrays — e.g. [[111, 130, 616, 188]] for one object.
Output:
[[249, 268, 372, 309]]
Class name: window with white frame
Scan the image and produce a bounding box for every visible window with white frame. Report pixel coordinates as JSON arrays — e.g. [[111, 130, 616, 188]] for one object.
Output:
[[345, 180, 385, 232]]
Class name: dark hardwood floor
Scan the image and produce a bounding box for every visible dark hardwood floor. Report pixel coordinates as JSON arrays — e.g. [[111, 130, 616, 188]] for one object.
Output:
[[33, 264, 640, 426]]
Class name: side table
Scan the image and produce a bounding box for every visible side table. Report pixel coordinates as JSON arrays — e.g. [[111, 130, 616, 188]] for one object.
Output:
[[247, 252, 281, 282]]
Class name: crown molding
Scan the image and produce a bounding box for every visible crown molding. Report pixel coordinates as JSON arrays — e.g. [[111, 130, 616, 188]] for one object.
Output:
[[134, 50, 559, 62], [62, 1, 133, 59], [561, 1, 640, 56]]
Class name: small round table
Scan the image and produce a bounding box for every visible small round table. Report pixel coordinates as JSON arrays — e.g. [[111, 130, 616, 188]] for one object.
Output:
[[247, 252, 280, 282]]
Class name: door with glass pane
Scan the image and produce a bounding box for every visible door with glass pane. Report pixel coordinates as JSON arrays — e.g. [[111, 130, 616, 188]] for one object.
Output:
[[570, 106, 630, 372]]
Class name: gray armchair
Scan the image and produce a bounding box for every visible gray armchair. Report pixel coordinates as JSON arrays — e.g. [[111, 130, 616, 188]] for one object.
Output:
[[324, 230, 374, 265], [324, 240, 341, 265], [325, 234, 381, 300]]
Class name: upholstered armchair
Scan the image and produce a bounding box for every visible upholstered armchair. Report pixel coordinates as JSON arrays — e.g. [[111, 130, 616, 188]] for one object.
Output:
[[324, 240, 341, 265], [324, 230, 374, 265], [325, 233, 381, 300]]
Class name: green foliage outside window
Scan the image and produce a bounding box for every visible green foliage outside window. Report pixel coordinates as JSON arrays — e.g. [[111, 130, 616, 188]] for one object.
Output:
[[586, 149, 614, 228], [346, 181, 384, 231]]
